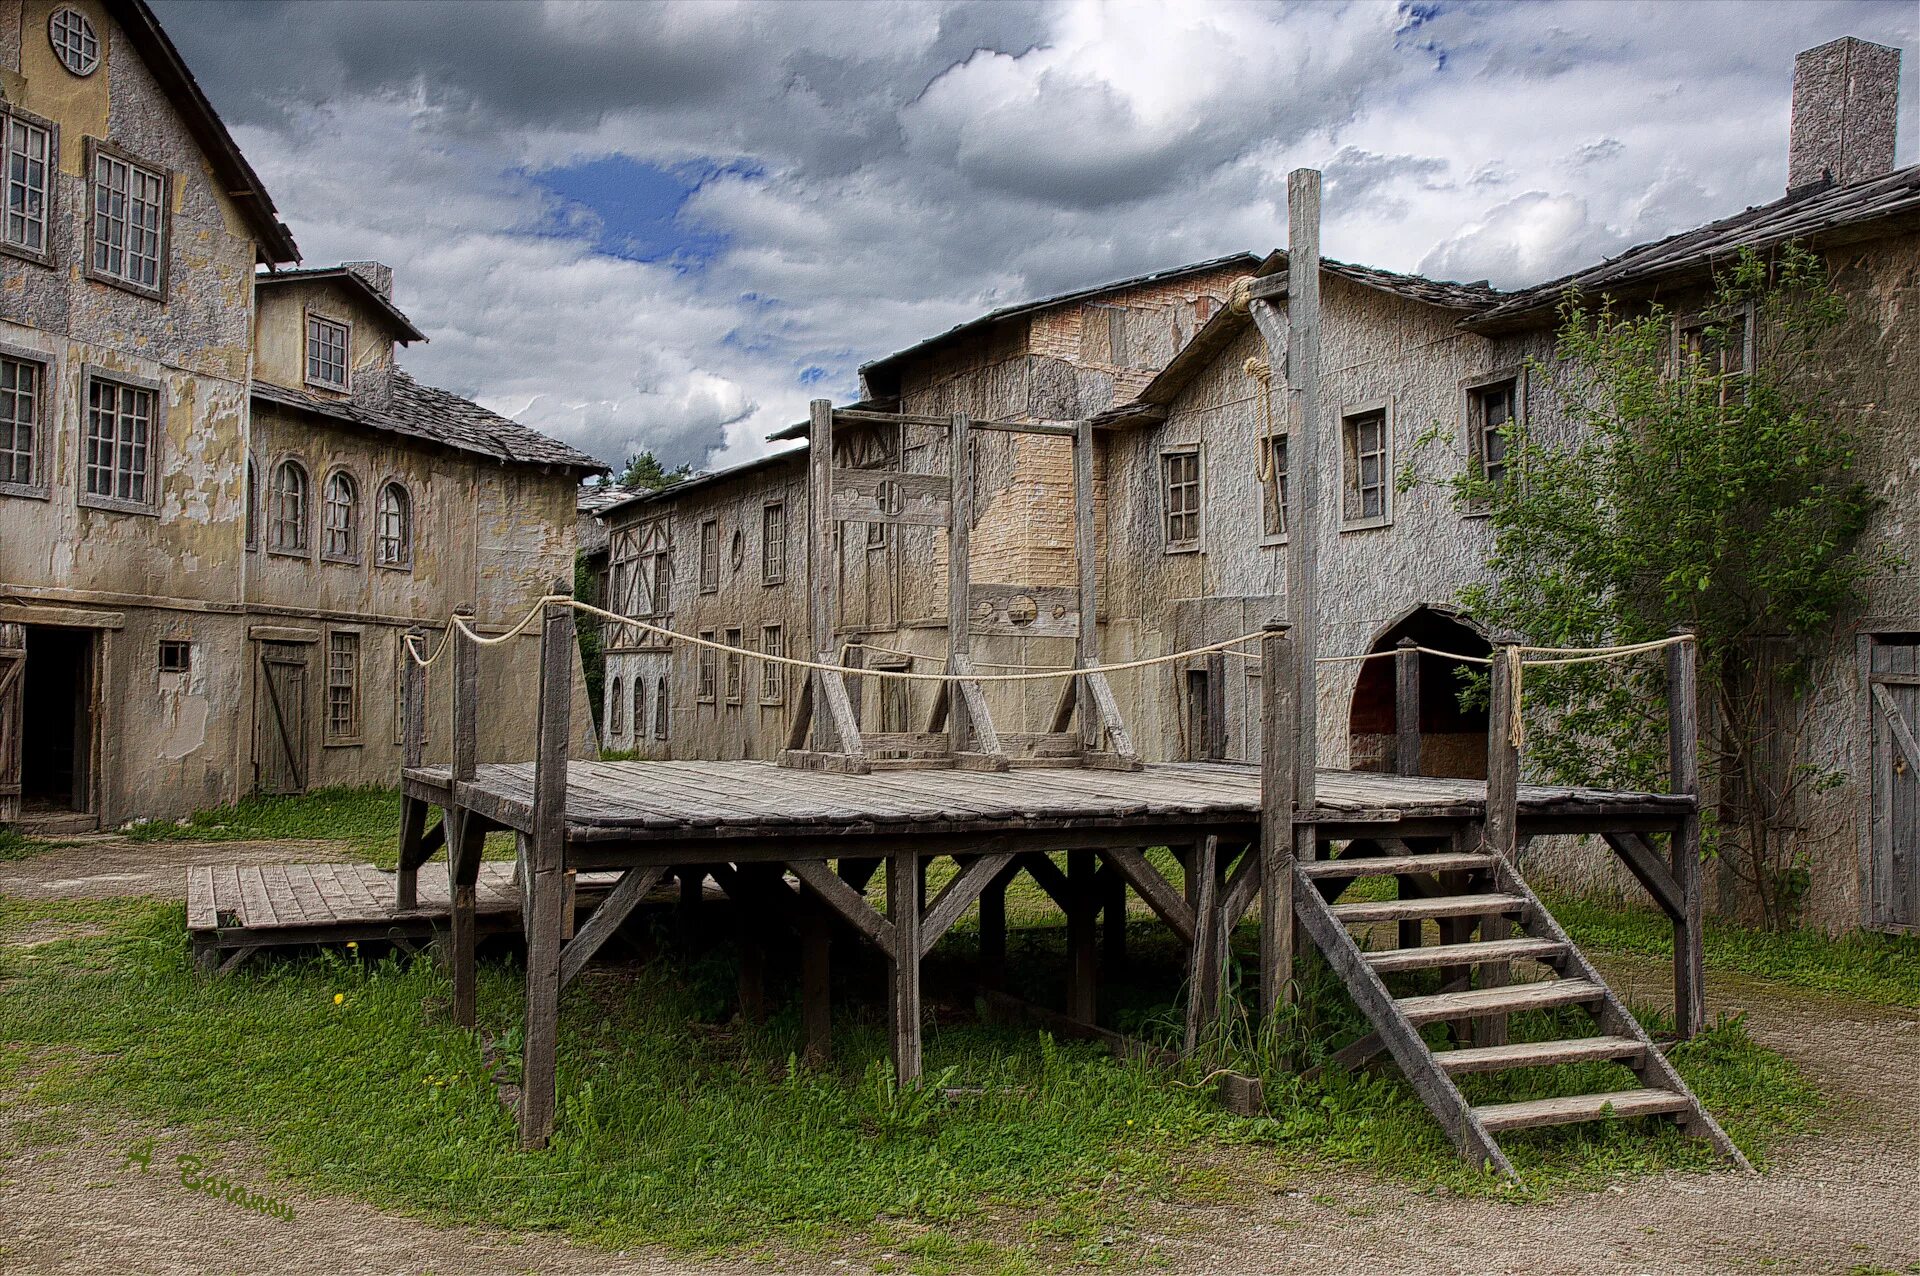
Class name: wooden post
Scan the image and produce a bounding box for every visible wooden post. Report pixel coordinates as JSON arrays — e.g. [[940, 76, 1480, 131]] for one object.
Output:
[[1259, 622, 1296, 1017], [978, 865, 1008, 990], [1667, 627, 1706, 1039], [736, 876, 767, 1025], [447, 604, 481, 1025], [1103, 856, 1128, 971], [948, 413, 973, 752], [1184, 834, 1223, 1053], [809, 399, 839, 751], [520, 580, 574, 1149], [395, 626, 430, 911], [403, 626, 427, 770], [800, 883, 832, 1067], [1479, 640, 1521, 1048], [1073, 417, 1099, 750], [1394, 638, 1420, 778], [886, 850, 923, 1084], [1284, 170, 1320, 811], [1066, 850, 1097, 1023]]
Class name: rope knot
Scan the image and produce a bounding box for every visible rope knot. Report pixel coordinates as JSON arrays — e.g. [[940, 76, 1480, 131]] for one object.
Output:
[[1227, 275, 1256, 315]]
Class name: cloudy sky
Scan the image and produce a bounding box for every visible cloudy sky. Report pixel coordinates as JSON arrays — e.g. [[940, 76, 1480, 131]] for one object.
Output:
[[154, 0, 1917, 473]]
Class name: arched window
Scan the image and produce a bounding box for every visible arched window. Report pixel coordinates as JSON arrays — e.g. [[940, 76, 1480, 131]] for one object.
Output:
[[269, 459, 308, 553], [322, 469, 359, 561], [609, 676, 625, 734], [376, 482, 412, 568], [653, 677, 669, 739], [632, 677, 646, 739]]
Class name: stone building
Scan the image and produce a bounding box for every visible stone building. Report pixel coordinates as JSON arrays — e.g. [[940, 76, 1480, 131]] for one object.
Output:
[[595, 37, 1913, 934], [0, 0, 599, 831]]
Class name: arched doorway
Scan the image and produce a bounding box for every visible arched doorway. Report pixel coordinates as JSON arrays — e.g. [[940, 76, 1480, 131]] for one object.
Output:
[[1347, 605, 1492, 779]]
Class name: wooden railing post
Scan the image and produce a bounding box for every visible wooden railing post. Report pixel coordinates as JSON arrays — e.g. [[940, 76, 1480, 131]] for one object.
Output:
[[808, 399, 838, 752], [1479, 638, 1522, 1048], [521, 578, 575, 1149], [1258, 621, 1296, 1018], [1394, 638, 1420, 777], [887, 848, 923, 1085], [446, 604, 482, 1026], [948, 412, 973, 753], [393, 625, 430, 912], [403, 626, 426, 770], [1667, 626, 1706, 1039]]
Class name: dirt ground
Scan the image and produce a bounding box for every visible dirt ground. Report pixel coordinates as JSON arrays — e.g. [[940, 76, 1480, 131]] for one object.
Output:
[[2, 837, 1916, 1276]]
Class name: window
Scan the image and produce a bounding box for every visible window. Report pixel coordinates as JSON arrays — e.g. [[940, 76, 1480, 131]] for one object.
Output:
[[632, 677, 646, 738], [761, 501, 786, 583], [83, 375, 158, 512], [89, 143, 166, 296], [724, 627, 743, 704], [699, 519, 719, 592], [48, 8, 100, 76], [696, 631, 717, 702], [322, 470, 359, 561], [4, 110, 53, 262], [1341, 406, 1389, 526], [1468, 378, 1517, 487], [158, 641, 190, 674], [1679, 311, 1751, 406], [1162, 448, 1201, 550], [729, 527, 745, 570], [326, 632, 360, 741], [305, 314, 350, 390], [0, 352, 44, 495], [653, 677, 669, 739], [1260, 434, 1288, 541], [270, 460, 309, 553], [877, 664, 910, 733], [376, 482, 412, 567], [245, 457, 258, 548], [609, 676, 625, 735], [760, 625, 784, 703]]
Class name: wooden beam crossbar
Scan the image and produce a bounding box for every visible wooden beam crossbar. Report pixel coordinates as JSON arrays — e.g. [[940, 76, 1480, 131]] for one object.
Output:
[[558, 865, 667, 988], [919, 852, 1017, 958], [788, 859, 896, 954], [1601, 832, 1685, 921], [1102, 846, 1193, 944]]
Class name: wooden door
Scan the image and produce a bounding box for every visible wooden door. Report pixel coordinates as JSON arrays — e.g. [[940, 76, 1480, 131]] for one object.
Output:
[[1870, 639, 1920, 930], [0, 623, 22, 823], [256, 642, 309, 796]]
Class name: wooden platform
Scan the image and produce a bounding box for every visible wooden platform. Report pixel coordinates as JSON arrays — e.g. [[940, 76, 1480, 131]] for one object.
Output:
[[403, 759, 1692, 859], [185, 861, 631, 973]]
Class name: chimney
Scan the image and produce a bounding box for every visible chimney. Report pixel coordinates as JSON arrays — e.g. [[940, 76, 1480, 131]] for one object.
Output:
[[342, 260, 394, 299], [1788, 36, 1901, 191]]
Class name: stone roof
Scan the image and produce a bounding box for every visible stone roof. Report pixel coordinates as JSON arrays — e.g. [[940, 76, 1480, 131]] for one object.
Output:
[[254, 372, 604, 475], [1468, 164, 1920, 330]]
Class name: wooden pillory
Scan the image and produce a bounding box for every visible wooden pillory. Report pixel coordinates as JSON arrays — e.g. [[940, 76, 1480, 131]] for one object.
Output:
[[372, 167, 1743, 1176]]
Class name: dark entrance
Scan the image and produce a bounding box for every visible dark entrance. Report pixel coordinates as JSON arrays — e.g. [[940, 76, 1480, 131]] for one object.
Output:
[[1347, 606, 1492, 779], [21, 625, 95, 813]]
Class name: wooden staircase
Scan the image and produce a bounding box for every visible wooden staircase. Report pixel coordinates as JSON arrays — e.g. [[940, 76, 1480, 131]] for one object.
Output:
[[1291, 841, 1751, 1177]]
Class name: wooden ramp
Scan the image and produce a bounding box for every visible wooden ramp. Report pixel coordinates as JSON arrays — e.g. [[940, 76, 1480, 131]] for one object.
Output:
[[1292, 840, 1749, 1176], [185, 862, 632, 975]]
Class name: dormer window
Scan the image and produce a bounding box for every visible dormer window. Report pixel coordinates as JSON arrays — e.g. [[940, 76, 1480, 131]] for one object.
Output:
[[306, 314, 350, 390]]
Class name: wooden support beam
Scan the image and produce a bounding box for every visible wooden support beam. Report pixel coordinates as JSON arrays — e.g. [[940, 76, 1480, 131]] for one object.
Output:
[[790, 859, 895, 954], [1102, 846, 1194, 943], [1259, 623, 1296, 1017], [919, 851, 1017, 958], [1067, 849, 1098, 1024], [1478, 641, 1522, 1049], [1601, 831, 1686, 922], [1184, 834, 1224, 1054], [978, 862, 1013, 989], [394, 795, 429, 911], [1104, 864, 1128, 970], [1667, 627, 1706, 1039], [451, 604, 477, 786], [519, 581, 574, 1151], [949, 655, 1005, 761], [887, 851, 923, 1084], [948, 413, 973, 752], [1019, 852, 1072, 914], [1221, 845, 1263, 928], [1395, 638, 1420, 778], [800, 887, 832, 1068], [1073, 417, 1099, 752], [559, 866, 667, 989], [447, 810, 486, 1028]]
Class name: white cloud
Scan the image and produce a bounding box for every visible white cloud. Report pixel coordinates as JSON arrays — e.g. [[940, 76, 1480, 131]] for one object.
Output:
[[153, 0, 1920, 472]]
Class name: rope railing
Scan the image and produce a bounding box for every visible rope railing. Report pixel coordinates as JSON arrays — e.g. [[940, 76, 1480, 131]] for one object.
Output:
[[404, 594, 1695, 686]]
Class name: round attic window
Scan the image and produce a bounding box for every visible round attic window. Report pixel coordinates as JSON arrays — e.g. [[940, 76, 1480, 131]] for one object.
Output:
[[49, 8, 100, 77]]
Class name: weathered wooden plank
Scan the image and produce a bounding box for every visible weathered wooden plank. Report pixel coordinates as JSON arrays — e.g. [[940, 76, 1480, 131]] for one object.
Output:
[[1330, 893, 1526, 925], [1435, 1035, 1644, 1075], [1066, 849, 1098, 1023], [1396, 979, 1604, 1026], [1473, 1088, 1691, 1133], [828, 469, 951, 527], [789, 859, 896, 953], [520, 585, 575, 1150], [968, 584, 1081, 639], [1260, 624, 1295, 1016], [1183, 835, 1223, 1053], [1364, 936, 1566, 974], [1667, 630, 1706, 1039], [1394, 639, 1421, 777], [186, 866, 217, 932], [559, 865, 667, 988], [888, 850, 923, 1083], [1102, 846, 1194, 944], [919, 852, 1017, 957]]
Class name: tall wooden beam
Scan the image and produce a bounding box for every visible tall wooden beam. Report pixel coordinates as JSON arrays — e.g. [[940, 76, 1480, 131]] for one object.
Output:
[[1479, 640, 1521, 1048], [520, 579, 574, 1149], [1073, 417, 1099, 751], [1667, 627, 1706, 1038], [447, 603, 481, 1023], [808, 398, 839, 751], [948, 413, 973, 752], [1395, 638, 1420, 778], [1067, 849, 1098, 1023], [1183, 834, 1223, 1053], [1259, 622, 1296, 1017], [395, 625, 430, 911], [800, 884, 833, 1067], [1284, 170, 1320, 809]]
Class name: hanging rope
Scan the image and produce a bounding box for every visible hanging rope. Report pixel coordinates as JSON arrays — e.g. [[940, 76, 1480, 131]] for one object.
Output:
[[1244, 356, 1278, 484], [1226, 274, 1257, 316]]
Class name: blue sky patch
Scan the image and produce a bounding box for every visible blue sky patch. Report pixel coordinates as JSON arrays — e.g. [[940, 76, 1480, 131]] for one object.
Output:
[[528, 156, 755, 269]]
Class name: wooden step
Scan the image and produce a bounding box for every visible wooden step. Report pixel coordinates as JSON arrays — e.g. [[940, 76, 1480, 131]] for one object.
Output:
[[1330, 892, 1528, 926], [1365, 936, 1567, 973], [1299, 852, 1494, 879], [1396, 978, 1604, 1025], [1435, 1034, 1646, 1074], [1473, 1087, 1692, 1132]]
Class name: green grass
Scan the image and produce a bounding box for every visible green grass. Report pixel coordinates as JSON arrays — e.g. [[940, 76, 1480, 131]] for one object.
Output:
[[112, 786, 513, 868], [0, 827, 63, 861], [1550, 894, 1920, 1009], [0, 895, 1818, 1270]]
